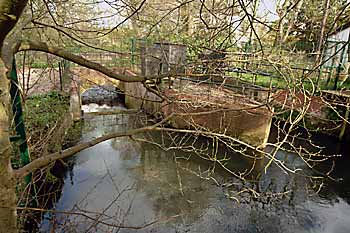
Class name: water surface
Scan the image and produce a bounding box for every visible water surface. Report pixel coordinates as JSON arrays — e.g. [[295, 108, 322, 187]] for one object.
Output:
[[39, 104, 350, 233]]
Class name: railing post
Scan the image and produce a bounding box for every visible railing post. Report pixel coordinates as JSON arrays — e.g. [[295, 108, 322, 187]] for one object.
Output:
[[333, 43, 346, 90], [131, 37, 136, 66], [58, 61, 63, 91]]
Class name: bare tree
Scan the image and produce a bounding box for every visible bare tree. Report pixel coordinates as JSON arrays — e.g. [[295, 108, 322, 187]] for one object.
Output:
[[1, 1, 350, 232]]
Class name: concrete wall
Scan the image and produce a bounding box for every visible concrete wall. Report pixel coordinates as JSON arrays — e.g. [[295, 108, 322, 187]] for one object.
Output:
[[120, 72, 272, 148], [187, 76, 271, 102], [123, 81, 162, 115], [119, 70, 162, 114], [161, 93, 272, 148]]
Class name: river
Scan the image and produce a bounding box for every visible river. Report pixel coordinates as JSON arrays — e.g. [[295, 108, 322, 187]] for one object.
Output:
[[38, 103, 350, 233]]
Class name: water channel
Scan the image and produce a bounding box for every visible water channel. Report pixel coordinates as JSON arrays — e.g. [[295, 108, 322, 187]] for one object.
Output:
[[38, 103, 350, 233]]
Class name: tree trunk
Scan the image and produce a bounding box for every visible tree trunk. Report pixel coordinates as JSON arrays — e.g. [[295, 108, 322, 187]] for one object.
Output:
[[0, 1, 30, 232], [0, 62, 17, 233], [315, 0, 330, 65]]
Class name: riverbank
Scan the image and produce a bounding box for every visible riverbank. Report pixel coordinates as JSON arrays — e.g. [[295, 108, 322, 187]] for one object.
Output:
[[18, 91, 83, 232]]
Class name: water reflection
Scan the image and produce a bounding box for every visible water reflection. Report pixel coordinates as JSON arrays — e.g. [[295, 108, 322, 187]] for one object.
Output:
[[39, 104, 350, 233]]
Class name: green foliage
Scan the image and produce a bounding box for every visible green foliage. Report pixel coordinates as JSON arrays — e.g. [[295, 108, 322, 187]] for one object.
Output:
[[236, 69, 350, 92], [236, 73, 286, 89], [29, 62, 54, 69], [24, 92, 69, 150]]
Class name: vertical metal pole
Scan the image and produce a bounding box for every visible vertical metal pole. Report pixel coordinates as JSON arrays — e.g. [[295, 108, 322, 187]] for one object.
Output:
[[58, 61, 63, 91], [316, 67, 322, 89], [333, 43, 346, 90], [326, 43, 337, 87], [316, 39, 328, 89], [10, 59, 31, 184], [22, 51, 26, 92], [131, 37, 136, 66]]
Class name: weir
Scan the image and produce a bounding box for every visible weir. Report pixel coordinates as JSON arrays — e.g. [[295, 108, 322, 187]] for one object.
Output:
[[120, 74, 273, 148], [117, 41, 273, 149]]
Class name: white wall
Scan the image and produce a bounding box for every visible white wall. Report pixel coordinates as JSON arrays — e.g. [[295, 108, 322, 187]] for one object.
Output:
[[329, 27, 350, 42], [324, 27, 349, 68]]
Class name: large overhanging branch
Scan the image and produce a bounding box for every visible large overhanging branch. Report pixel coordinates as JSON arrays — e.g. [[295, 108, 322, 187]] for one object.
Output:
[[0, 0, 28, 66], [0, 0, 28, 47], [14, 40, 180, 83], [13, 120, 284, 180], [13, 124, 156, 179], [13, 113, 175, 179]]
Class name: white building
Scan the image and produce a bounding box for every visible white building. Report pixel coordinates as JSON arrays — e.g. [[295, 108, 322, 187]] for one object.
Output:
[[324, 22, 349, 68]]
